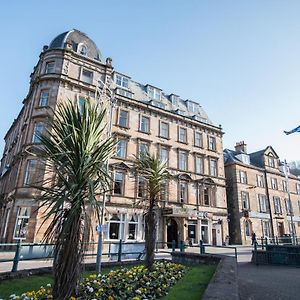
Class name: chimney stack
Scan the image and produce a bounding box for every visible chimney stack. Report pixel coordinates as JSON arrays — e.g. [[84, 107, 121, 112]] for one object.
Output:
[[235, 141, 247, 153]]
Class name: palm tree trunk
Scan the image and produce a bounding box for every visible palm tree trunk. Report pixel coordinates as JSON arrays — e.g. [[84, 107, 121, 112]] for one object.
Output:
[[52, 213, 83, 299], [145, 203, 157, 270]]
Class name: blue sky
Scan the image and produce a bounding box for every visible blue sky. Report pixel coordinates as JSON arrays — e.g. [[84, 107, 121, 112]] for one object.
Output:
[[1, 1, 300, 161]]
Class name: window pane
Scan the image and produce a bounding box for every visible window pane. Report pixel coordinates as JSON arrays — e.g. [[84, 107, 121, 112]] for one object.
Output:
[[32, 122, 44, 143], [140, 116, 150, 133], [114, 172, 124, 194], [39, 91, 49, 107], [45, 62, 55, 74], [160, 122, 169, 138], [82, 69, 93, 84], [116, 139, 126, 158], [119, 110, 128, 127]]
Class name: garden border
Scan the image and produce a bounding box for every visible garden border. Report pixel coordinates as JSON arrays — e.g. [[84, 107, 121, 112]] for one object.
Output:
[[171, 252, 239, 300]]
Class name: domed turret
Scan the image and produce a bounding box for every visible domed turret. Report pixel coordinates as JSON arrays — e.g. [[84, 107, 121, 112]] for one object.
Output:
[[48, 29, 103, 62]]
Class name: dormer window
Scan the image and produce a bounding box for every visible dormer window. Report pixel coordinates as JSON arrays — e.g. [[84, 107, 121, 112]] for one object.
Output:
[[147, 86, 161, 101], [186, 101, 199, 113], [268, 156, 275, 168], [115, 74, 129, 89], [78, 44, 87, 56], [170, 94, 179, 106]]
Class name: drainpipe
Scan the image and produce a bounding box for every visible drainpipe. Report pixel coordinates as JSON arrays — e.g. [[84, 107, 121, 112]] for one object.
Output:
[[264, 170, 275, 238]]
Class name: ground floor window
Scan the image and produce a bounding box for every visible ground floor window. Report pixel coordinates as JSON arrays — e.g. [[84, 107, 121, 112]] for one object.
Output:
[[128, 215, 138, 240], [188, 220, 197, 244], [108, 214, 125, 240], [245, 220, 251, 237], [262, 221, 270, 238], [13, 207, 30, 239]]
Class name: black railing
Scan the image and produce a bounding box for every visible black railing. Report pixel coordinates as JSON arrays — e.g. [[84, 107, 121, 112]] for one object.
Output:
[[0, 239, 238, 272]]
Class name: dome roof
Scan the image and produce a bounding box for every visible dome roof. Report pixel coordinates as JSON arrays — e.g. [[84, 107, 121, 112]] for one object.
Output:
[[48, 29, 103, 61]]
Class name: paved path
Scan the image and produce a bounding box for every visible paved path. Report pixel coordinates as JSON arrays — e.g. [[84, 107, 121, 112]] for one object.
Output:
[[238, 262, 300, 300]]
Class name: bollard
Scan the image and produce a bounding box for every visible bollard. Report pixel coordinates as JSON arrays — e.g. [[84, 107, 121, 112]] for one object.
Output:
[[172, 240, 176, 252], [12, 240, 21, 272], [117, 239, 122, 262], [261, 237, 264, 250], [180, 240, 184, 252], [199, 240, 205, 254], [265, 237, 268, 248]]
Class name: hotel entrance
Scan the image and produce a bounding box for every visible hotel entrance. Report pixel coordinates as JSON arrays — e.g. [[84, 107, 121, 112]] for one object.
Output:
[[167, 218, 178, 248]]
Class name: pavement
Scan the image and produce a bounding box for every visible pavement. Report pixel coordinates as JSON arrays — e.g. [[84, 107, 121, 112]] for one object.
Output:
[[1, 245, 300, 300]]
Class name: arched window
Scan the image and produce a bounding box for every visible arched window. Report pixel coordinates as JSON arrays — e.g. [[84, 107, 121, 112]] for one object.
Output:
[[78, 44, 87, 56]]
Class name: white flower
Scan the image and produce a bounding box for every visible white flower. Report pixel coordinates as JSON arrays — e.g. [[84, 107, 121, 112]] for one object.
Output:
[[88, 286, 94, 293], [46, 283, 51, 288], [9, 295, 16, 299]]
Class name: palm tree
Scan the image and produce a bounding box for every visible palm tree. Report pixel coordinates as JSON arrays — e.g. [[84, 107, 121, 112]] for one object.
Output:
[[34, 99, 115, 299], [134, 152, 170, 270]]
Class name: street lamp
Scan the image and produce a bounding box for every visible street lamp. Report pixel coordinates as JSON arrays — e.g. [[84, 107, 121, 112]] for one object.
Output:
[[95, 73, 116, 273]]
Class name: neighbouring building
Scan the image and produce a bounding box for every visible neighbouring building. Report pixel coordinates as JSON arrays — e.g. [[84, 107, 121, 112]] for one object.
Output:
[[224, 142, 300, 245], [0, 29, 228, 247]]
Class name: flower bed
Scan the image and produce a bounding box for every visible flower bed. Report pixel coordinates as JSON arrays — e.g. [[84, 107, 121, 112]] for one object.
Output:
[[8, 261, 185, 300]]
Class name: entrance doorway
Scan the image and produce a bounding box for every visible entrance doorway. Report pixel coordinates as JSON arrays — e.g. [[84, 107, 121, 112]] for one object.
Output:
[[167, 218, 178, 248], [278, 222, 284, 237]]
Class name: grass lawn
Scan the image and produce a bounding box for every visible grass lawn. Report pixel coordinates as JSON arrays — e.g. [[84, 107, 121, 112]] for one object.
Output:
[[0, 264, 216, 299], [0, 270, 94, 299], [163, 265, 216, 300]]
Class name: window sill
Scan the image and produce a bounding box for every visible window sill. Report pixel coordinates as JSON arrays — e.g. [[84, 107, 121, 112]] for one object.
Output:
[[117, 125, 130, 129], [178, 140, 188, 145], [138, 130, 151, 135], [158, 135, 170, 140]]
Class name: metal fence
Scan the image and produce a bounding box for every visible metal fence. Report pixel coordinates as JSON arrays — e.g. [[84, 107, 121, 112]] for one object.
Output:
[[0, 240, 237, 273], [253, 236, 300, 266]]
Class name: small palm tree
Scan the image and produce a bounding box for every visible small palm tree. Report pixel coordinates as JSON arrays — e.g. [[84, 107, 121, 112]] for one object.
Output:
[[35, 99, 115, 299], [134, 152, 170, 270]]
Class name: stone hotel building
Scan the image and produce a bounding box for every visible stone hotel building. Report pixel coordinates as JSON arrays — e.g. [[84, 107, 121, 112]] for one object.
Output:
[[0, 30, 228, 246], [224, 142, 300, 245]]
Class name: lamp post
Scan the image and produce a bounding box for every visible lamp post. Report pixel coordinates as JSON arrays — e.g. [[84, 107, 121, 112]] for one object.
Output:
[[95, 76, 116, 273], [284, 159, 296, 244]]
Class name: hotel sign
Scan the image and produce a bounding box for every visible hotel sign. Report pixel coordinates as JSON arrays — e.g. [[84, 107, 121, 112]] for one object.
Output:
[[163, 207, 209, 219]]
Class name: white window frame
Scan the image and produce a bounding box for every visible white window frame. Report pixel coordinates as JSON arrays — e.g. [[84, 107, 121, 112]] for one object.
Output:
[[113, 171, 125, 195], [256, 174, 264, 188], [178, 127, 187, 143], [39, 90, 49, 107], [159, 146, 169, 165], [258, 194, 268, 213], [116, 138, 127, 159], [138, 142, 149, 158], [159, 121, 169, 139], [127, 215, 138, 240], [240, 171, 247, 184], [208, 136, 216, 151], [194, 131, 203, 147], [107, 214, 125, 240], [118, 109, 129, 128], [32, 122, 44, 144], [195, 155, 204, 174], [241, 191, 250, 210], [179, 181, 188, 203], [147, 86, 161, 100], [209, 158, 218, 177], [273, 197, 282, 214], [178, 150, 188, 171], [115, 74, 129, 89], [13, 207, 31, 240], [140, 115, 150, 133], [23, 159, 37, 186]]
